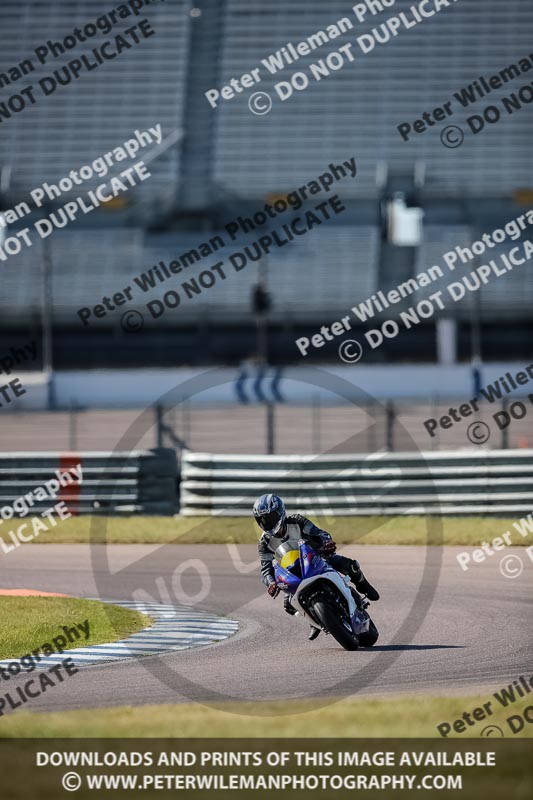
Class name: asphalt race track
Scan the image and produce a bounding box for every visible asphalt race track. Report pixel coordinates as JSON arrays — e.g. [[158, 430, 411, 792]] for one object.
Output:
[[0, 544, 531, 714]]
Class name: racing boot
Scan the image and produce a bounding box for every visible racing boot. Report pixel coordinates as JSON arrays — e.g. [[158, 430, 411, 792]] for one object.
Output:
[[349, 560, 380, 601], [308, 625, 321, 641], [284, 594, 297, 616]]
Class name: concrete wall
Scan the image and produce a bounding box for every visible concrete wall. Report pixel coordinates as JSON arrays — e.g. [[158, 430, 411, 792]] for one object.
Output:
[[12, 362, 530, 409]]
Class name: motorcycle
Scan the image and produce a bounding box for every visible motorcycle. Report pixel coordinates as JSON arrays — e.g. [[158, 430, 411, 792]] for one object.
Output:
[[272, 537, 379, 651]]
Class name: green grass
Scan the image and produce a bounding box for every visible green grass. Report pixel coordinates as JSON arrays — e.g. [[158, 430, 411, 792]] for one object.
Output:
[[16, 514, 533, 547], [1, 692, 532, 738], [0, 597, 151, 659]]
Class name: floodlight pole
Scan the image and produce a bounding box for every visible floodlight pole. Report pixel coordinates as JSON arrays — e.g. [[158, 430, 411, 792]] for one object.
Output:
[[41, 236, 54, 408]]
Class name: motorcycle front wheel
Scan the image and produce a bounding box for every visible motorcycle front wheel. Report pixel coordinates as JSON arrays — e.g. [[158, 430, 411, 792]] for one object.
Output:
[[358, 619, 379, 647], [312, 600, 359, 651]]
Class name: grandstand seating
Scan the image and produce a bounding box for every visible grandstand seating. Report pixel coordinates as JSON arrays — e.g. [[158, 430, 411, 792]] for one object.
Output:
[[4, 217, 533, 325], [0, 0, 187, 213], [1, 0, 531, 201], [0, 224, 381, 324], [413, 226, 533, 318], [3, 217, 533, 325], [215, 0, 533, 196], [0, 0, 531, 331]]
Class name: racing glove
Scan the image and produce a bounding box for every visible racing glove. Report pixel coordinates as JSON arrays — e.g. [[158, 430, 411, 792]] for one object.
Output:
[[319, 540, 337, 556], [267, 582, 280, 598]]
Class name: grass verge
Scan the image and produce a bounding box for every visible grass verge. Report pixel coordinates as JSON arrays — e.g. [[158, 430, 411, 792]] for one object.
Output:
[[0, 598, 151, 659], [18, 514, 533, 547], [0, 692, 531, 738]]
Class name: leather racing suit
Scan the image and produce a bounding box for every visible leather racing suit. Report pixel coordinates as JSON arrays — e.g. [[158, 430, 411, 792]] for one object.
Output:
[[258, 513, 360, 588]]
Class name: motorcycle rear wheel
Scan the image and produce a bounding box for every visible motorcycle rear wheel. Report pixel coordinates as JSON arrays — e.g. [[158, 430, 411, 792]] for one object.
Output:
[[312, 600, 359, 651]]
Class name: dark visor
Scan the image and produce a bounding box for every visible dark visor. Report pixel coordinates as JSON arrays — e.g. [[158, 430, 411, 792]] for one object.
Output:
[[255, 510, 280, 531]]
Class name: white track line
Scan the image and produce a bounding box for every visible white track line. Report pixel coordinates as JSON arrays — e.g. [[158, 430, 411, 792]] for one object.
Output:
[[0, 600, 239, 670]]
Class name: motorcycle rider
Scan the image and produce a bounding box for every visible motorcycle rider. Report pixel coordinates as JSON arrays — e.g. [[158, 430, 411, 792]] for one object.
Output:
[[253, 494, 379, 640]]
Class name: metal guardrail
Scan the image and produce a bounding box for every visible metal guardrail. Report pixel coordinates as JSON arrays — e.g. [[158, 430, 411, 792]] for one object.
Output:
[[180, 450, 533, 516], [0, 449, 178, 516]]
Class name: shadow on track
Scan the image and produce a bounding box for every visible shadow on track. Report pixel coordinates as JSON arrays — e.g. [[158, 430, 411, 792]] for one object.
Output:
[[364, 644, 465, 652]]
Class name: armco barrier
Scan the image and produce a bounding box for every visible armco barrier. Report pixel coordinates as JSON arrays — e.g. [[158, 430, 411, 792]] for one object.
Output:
[[0, 449, 178, 516], [180, 450, 533, 516]]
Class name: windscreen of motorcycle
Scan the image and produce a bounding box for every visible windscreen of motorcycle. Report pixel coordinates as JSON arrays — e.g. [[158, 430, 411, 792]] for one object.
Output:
[[273, 539, 303, 572]]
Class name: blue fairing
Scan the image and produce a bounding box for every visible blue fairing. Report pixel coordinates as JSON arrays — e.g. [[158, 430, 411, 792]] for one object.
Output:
[[274, 542, 330, 594]]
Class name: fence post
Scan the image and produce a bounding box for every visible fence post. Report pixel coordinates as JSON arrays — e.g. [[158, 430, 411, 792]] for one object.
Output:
[[312, 395, 321, 454], [182, 401, 191, 450], [501, 397, 509, 449], [367, 401, 377, 453], [69, 404, 78, 451], [266, 403, 275, 455], [386, 401, 395, 451], [431, 395, 438, 451], [155, 405, 164, 449]]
